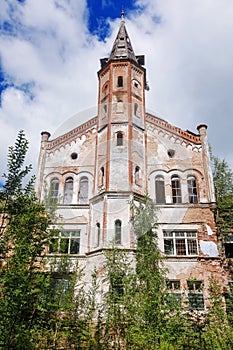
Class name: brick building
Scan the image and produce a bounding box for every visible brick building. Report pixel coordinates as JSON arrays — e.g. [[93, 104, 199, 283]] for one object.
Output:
[[36, 13, 227, 309]]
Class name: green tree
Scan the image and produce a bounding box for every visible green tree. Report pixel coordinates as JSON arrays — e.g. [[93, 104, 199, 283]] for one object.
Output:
[[0, 131, 53, 349], [212, 155, 233, 238]]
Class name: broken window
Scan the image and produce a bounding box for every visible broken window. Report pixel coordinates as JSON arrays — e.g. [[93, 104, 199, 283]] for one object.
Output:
[[115, 220, 122, 244], [163, 231, 198, 256], [155, 175, 166, 204], [116, 131, 123, 146], [117, 75, 123, 87], [187, 280, 204, 310], [63, 177, 73, 204], [49, 177, 59, 204], [187, 175, 198, 203], [49, 230, 80, 255], [171, 175, 182, 203], [78, 176, 88, 204]]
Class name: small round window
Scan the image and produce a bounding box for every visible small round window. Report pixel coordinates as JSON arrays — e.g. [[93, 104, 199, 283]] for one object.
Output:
[[71, 152, 78, 160], [167, 149, 175, 158]]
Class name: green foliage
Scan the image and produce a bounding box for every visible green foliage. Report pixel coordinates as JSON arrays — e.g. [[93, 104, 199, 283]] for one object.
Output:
[[212, 155, 233, 237], [203, 277, 233, 350]]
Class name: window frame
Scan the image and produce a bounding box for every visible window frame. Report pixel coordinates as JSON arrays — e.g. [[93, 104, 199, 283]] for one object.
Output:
[[115, 220, 122, 244], [49, 230, 81, 255], [63, 176, 73, 204], [163, 231, 198, 256], [117, 75, 123, 87], [49, 177, 59, 204], [187, 280, 204, 310], [187, 175, 198, 203], [171, 175, 182, 203], [116, 131, 123, 146]]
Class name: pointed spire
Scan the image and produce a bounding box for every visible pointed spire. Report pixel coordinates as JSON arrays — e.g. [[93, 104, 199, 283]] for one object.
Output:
[[109, 12, 137, 62]]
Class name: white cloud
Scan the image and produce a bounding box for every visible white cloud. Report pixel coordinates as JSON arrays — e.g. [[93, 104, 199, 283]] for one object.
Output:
[[0, 0, 233, 183]]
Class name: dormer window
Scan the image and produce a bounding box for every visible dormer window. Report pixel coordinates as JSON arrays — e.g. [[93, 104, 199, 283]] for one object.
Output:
[[117, 76, 123, 87]]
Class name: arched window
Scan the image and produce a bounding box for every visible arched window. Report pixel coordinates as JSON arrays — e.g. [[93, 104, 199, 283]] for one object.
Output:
[[134, 103, 138, 116], [135, 166, 140, 185], [117, 76, 123, 87], [117, 131, 123, 146], [78, 176, 88, 204], [63, 177, 73, 204], [96, 223, 101, 247], [115, 220, 121, 244], [187, 175, 198, 203], [49, 177, 59, 204], [171, 175, 182, 203], [155, 175, 166, 204]]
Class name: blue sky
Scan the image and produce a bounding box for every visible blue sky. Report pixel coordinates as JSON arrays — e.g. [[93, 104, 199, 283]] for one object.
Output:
[[0, 0, 233, 183]]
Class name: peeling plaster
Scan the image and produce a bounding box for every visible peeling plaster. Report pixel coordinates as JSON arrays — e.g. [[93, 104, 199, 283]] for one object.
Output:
[[200, 240, 218, 257], [205, 224, 213, 235]]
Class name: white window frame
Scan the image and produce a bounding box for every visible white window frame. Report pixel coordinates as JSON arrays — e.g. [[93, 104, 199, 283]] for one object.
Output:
[[163, 231, 198, 256]]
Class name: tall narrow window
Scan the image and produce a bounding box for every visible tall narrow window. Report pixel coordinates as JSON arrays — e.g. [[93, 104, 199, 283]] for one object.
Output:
[[78, 176, 88, 204], [63, 177, 73, 204], [187, 175, 198, 203], [117, 76, 123, 87], [135, 166, 140, 185], [115, 220, 121, 244], [155, 175, 166, 204], [96, 223, 100, 247], [117, 131, 123, 146], [98, 167, 105, 187], [171, 175, 182, 203], [134, 103, 138, 116], [49, 178, 59, 204]]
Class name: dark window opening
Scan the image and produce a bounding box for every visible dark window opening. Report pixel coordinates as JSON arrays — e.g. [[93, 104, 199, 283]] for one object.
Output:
[[71, 152, 78, 160], [115, 220, 122, 244], [135, 166, 140, 185], [96, 223, 100, 247], [168, 149, 175, 158], [155, 175, 165, 204], [117, 131, 123, 146], [134, 103, 138, 116], [225, 243, 233, 258], [117, 76, 123, 87]]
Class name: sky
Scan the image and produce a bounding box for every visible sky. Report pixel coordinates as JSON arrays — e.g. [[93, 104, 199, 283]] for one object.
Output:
[[0, 0, 233, 184]]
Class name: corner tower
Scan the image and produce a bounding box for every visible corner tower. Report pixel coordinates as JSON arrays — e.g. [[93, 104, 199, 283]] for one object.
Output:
[[95, 11, 147, 193], [90, 13, 147, 251]]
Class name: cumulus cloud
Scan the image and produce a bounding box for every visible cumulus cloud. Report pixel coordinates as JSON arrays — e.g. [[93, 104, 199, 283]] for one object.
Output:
[[0, 0, 232, 182]]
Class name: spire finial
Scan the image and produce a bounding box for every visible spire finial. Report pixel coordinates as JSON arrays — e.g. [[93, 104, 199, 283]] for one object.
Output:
[[121, 7, 125, 22]]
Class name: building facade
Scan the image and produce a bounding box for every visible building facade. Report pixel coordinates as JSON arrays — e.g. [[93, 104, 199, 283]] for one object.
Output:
[[36, 14, 227, 309]]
